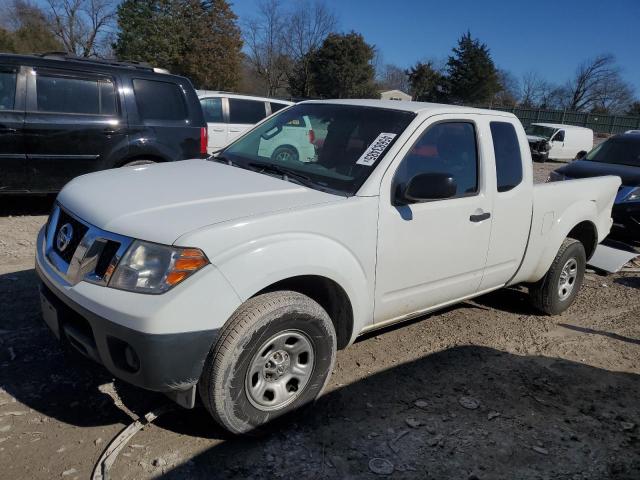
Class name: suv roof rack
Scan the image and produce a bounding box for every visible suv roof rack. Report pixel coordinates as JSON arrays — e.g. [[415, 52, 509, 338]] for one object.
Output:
[[37, 52, 169, 73]]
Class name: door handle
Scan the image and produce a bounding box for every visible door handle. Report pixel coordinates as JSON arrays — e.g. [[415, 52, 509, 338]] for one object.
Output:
[[469, 212, 491, 222], [0, 127, 17, 134], [229, 128, 242, 133], [212, 128, 225, 132]]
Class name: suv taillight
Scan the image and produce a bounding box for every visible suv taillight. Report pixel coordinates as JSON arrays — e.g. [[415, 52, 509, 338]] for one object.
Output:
[[200, 127, 208, 155], [308, 129, 315, 144]]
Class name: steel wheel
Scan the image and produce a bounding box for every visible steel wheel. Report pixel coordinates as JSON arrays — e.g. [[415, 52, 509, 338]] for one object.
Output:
[[245, 330, 315, 411], [557, 258, 578, 301]]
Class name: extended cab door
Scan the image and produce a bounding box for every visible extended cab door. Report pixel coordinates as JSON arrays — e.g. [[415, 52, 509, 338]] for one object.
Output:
[[227, 98, 268, 144], [374, 115, 494, 323], [24, 67, 126, 192], [0, 65, 27, 191], [478, 119, 533, 290]]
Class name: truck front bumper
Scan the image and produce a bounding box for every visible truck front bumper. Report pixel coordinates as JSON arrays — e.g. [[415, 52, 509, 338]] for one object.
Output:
[[35, 225, 241, 408]]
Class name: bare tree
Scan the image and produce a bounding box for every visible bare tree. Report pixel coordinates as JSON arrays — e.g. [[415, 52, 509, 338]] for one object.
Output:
[[379, 64, 409, 92], [565, 54, 633, 113], [45, 0, 116, 57], [243, 0, 290, 96], [493, 69, 519, 107], [284, 0, 336, 61], [520, 71, 550, 108]]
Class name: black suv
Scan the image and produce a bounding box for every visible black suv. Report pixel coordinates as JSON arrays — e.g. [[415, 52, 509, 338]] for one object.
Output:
[[0, 53, 207, 193]]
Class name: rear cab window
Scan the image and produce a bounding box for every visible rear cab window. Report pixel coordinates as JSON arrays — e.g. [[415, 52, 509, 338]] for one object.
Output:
[[35, 71, 117, 115], [229, 98, 266, 124], [0, 66, 18, 110], [133, 78, 187, 121], [490, 121, 523, 192]]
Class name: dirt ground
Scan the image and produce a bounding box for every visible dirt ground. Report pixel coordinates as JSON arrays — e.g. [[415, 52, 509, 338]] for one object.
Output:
[[1, 162, 639, 480]]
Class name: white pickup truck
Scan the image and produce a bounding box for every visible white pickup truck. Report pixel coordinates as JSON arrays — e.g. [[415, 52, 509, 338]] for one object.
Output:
[[36, 100, 620, 434]]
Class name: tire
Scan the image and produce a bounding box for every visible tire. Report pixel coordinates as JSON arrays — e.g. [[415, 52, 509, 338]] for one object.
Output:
[[121, 159, 156, 167], [270, 145, 298, 163], [529, 238, 586, 315], [198, 291, 337, 434]]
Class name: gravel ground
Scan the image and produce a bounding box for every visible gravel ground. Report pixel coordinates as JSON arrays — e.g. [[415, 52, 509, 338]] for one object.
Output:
[[1, 163, 639, 480]]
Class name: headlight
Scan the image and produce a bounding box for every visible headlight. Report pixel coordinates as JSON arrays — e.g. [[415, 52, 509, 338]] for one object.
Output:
[[109, 240, 208, 294], [547, 171, 565, 182], [624, 187, 640, 202]]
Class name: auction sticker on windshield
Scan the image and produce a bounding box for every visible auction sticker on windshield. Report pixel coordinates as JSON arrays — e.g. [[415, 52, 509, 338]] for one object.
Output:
[[356, 133, 397, 166]]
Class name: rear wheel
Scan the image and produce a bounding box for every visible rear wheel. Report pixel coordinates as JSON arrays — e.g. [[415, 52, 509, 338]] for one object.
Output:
[[198, 291, 336, 434], [529, 238, 586, 315]]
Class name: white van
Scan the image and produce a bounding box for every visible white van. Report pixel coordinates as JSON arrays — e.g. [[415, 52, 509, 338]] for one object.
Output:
[[526, 123, 593, 162], [197, 91, 293, 153]]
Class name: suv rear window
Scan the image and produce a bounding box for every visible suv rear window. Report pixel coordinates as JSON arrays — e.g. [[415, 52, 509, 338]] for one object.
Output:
[[0, 68, 17, 110], [229, 98, 266, 124], [490, 121, 523, 192], [133, 79, 187, 121], [200, 97, 223, 123], [36, 74, 116, 115]]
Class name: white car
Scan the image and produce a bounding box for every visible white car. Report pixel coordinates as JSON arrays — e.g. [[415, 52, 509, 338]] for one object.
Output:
[[526, 123, 593, 162], [197, 91, 293, 153], [36, 100, 620, 434]]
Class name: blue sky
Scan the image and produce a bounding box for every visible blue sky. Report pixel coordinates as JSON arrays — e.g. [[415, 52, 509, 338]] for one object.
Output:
[[232, 0, 640, 93]]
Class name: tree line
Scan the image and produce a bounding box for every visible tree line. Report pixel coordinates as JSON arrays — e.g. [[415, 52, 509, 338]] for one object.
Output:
[[1, 0, 638, 115]]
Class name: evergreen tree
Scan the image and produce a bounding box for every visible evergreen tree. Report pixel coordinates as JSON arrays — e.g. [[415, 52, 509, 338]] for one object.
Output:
[[114, 0, 242, 90], [446, 31, 500, 104], [308, 32, 377, 99], [406, 61, 446, 102]]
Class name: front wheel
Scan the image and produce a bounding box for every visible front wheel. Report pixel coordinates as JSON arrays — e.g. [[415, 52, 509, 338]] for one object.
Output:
[[198, 291, 336, 434], [529, 238, 586, 315]]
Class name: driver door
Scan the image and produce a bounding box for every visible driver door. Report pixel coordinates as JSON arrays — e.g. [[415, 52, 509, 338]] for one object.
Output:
[[374, 115, 493, 324]]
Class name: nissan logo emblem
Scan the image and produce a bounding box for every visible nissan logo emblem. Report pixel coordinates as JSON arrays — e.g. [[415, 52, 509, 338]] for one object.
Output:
[[56, 223, 74, 252]]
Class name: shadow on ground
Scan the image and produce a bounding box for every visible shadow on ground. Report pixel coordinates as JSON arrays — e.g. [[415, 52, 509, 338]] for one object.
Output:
[[0, 268, 165, 429], [2, 269, 639, 479], [0, 194, 56, 216], [156, 346, 640, 480]]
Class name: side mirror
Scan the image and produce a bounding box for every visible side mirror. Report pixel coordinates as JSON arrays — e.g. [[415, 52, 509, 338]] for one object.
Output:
[[396, 172, 457, 204], [574, 150, 587, 160]]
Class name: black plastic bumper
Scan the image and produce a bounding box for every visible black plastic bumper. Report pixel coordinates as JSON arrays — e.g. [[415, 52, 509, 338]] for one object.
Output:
[[612, 202, 640, 236], [36, 263, 217, 400]]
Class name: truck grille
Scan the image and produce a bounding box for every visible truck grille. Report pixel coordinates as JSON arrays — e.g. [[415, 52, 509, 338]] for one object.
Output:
[[52, 209, 89, 262], [44, 205, 132, 287]]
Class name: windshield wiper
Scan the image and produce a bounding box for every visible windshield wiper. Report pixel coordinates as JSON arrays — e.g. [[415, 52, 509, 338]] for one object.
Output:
[[248, 161, 314, 187]]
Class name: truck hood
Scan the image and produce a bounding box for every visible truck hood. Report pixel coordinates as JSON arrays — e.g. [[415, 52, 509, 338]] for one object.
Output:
[[555, 159, 640, 187], [57, 159, 342, 245]]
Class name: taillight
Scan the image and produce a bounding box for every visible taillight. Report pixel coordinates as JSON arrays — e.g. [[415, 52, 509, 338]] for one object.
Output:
[[200, 127, 208, 155], [308, 129, 315, 144]]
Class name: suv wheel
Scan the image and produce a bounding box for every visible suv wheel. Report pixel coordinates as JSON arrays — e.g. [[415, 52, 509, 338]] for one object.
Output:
[[198, 291, 336, 434], [122, 159, 156, 167], [529, 238, 586, 315], [271, 146, 298, 163]]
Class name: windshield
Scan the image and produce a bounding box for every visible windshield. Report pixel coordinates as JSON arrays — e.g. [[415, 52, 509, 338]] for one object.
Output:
[[584, 137, 640, 168], [526, 125, 556, 140], [219, 103, 416, 195]]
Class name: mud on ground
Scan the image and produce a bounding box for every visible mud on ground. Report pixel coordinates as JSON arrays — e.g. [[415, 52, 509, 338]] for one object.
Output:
[[0, 164, 639, 479]]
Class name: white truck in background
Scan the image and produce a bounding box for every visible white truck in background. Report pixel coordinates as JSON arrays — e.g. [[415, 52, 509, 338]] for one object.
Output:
[[36, 100, 620, 434]]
